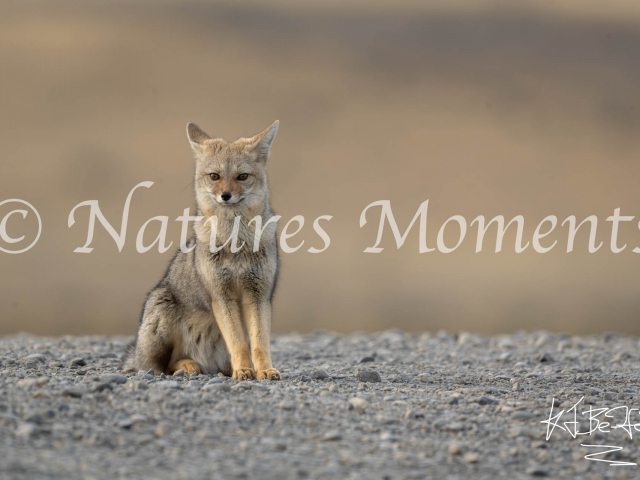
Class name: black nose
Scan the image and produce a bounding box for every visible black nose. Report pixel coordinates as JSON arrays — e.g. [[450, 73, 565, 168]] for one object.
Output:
[[221, 192, 232, 201]]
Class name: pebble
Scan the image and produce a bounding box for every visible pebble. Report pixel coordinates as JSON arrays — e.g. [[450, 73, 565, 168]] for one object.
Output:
[[0, 330, 630, 479], [99, 373, 128, 384], [511, 411, 535, 421], [24, 354, 46, 363], [463, 452, 479, 463], [155, 422, 170, 437], [278, 401, 296, 411], [125, 380, 149, 391], [323, 431, 342, 441], [535, 352, 554, 363], [92, 383, 113, 393], [118, 418, 134, 429], [60, 387, 83, 398], [17, 378, 40, 389], [527, 467, 550, 477], [311, 369, 329, 380], [449, 443, 462, 455], [202, 383, 230, 393], [348, 397, 368, 410], [356, 369, 381, 383], [15, 423, 38, 439]]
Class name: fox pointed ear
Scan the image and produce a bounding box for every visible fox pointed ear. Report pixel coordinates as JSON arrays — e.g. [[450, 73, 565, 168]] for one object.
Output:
[[242, 120, 279, 161], [186, 123, 211, 152]]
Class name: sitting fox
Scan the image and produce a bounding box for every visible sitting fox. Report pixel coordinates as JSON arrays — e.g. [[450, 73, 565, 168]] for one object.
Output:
[[123, 121, 281, 381]]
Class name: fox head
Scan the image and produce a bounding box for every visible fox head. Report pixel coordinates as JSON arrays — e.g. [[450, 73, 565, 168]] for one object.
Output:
[[186, 120, 279, 215]]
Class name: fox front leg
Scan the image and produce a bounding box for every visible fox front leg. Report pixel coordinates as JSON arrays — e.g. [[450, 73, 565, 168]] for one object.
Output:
[[211, 295, 255, 381], [242, 290, 280, 381]]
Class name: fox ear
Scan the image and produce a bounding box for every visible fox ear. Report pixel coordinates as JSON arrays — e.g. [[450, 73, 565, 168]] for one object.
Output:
[[186, 123, 211, 152], [242, 120, 279, 160]]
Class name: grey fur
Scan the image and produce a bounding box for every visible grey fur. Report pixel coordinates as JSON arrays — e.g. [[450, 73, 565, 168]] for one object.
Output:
[[123, 121, 281, 378]]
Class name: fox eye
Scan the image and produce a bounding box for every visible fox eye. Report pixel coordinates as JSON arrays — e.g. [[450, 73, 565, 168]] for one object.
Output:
[[237, 173, 248, 181], [209, 173, 220, 181]]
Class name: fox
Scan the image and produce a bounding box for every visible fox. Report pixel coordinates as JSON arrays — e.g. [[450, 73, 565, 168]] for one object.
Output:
[[122, 120, 281, 381]]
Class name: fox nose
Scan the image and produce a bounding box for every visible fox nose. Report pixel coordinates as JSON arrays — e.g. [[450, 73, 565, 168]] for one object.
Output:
[[221, 192, 232, 202]]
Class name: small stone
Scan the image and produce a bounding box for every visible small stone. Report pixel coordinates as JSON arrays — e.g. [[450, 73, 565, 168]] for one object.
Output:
[[417, 374, 429, 383], [118, 418, 134, 429], [278, 401, 296, 411], [328, 385, 338, 393], [155, 422, 170, 437], [535, 352, 554, 363], [155, 381, 180, 389], [23, 411, 43, 424], [71, 358, 86, 366], [356, 369, 381, 383], [130, 414, 146, 424], [24, 354, 46, 363], [463, 452, 479, 463], [202, 383, 230, 393], [512, 383, 521, 392], [15, 423, 38, 439], [17, 378, 39, 389], [172, 369, 185, 377], [476, 396, 499, 405], [311, 369, 328, 380], [449, 443, 462, 455], [125, 380, 149, 392], [32, 390, 51, 399], [147, 368, 155, 376], [512, 411, 535, 421], [402, 409, 424, 420], [527, 467, 550, 477], [92, 383, 113, 393], [323, 431, 342, 441], [348, 397, 369, 410], [61, 388, 83, 398], [231, 383, 252, 391], [379, 432, 399, 442], [99, 373, 127, 384], [359, 356, 375, 363]]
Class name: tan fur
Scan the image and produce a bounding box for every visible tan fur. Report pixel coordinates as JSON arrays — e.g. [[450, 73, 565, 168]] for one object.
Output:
[[123, 121, 281, 381]]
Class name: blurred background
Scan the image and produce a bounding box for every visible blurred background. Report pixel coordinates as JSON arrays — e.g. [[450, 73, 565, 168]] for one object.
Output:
[[2, 0, 640, 336]]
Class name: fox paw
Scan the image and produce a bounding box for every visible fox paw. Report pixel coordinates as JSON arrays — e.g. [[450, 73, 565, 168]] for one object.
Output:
[[257, 368, 281, 381], [233, 368, 256, 381], [171, 359, 201, 375]]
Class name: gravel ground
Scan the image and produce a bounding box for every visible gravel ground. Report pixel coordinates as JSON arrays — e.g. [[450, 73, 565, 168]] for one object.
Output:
[[1, 330, 640, 479]]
